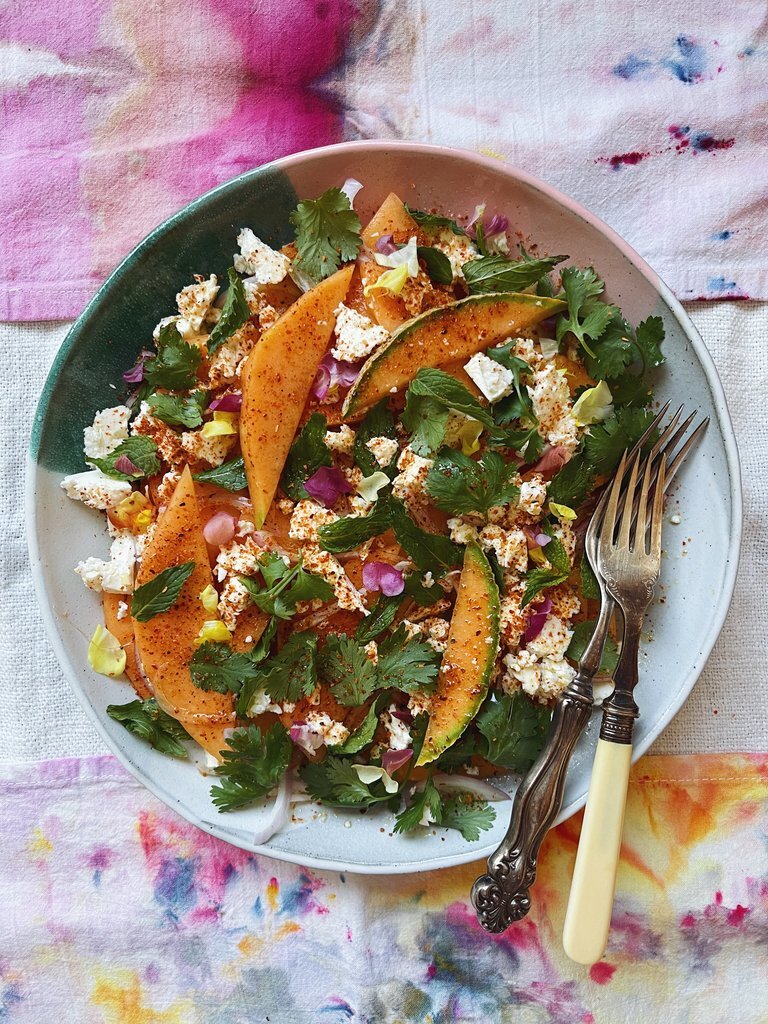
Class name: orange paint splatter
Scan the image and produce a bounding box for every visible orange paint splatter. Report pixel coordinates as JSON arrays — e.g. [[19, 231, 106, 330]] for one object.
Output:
[[275, 921, 301, 940]]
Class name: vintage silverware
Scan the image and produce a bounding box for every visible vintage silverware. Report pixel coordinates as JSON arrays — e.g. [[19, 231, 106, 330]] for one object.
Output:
[[471, 407, 707, 934]]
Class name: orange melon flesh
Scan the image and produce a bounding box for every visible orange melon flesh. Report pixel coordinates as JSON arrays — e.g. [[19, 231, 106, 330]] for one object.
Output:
[[102, 593, 150, 699], [416, 543, 500, 766], [361, 191, 418, 249], [360, 193, 419, 331], [133, 466, 235, 742], [239, 264, 355, 526]]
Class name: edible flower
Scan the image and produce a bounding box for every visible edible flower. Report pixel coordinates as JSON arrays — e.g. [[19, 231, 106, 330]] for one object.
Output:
[[114, 454, 142, 477], [523, 525, 551, 549], [290, 722, 324, 756], [373, 235, 419, 278], [199, 584, 219, 614], [312, 352, 361, 401], [382, 748, 413, 774], [134, 508, 154, 533], [523, 596, 553, 644], [364, 263, 410, 297], [352, 763, 399, 794], [572, 380, 613, 426], [375, 233, 397, 255], [88, 625, 127, 678], [340, 177, 363, 207], [208, 391, 242, 413], [549, 502, 577, 521], [122, 349, 153, 385], [203, 511, 237, 547], [110, 491, 151, 530], [538, 337, 560, 360], [195, 620, 232, 646], [457, 418, 483, 455], [356, 471, 390, 504], [304, 466, 354, 508], [362, 561, 405, 597], [201, 411, 238, 438]]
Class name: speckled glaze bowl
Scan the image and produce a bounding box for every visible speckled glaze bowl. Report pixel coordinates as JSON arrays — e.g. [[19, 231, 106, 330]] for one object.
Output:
[[28, 141, 741, 874]]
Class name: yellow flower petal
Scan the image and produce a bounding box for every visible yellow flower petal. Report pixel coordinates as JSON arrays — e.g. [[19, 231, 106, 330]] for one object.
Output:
[[357, 471, 390, 503], [549, 501, 577, 521], [199, 584, 219, 614], [352, 763, 399, 794], [195, 620, 232, 645], [88, 625, 127, 678], [201, 412, 239, 438], [529, 546, 547, 566], [572, 380, 614, 426], [363, 263, 409, 297], [458, 418, 484, 455], [110, 491, 150, 530], [134, 508, 154, 533]]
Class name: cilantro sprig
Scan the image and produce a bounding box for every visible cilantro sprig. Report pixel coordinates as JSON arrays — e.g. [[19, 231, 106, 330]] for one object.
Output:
[[240, 553, 333, 620], [566, 620, 619, 674], [425, 449, 519, 517], [394, 776, 496, 841], [300, 756, 397, 809], [475, 692, 552, 772], [211, 723, 291, 811], [147, 389, 208, 429], [144, 322, 201, 391], [280, 413, 333, 501], [290, 187, 363, 281]]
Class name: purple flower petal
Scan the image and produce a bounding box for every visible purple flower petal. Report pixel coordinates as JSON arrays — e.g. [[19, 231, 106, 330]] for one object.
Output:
[[114, 454, 142, 476], [391, 708, 413, 724], [523, 596, 553, 644], [304, 466, 354, 508], [290, 722, 324, 756], [362, 561, 405, 596], [523, 526, 551, 550], [122, 349, 153, 385], [312, 353, 362, 400], [485, 213, 509, 236], [312, 362, 333, 401], [208, 391, 242, 412], [382, 748, 413, 774], [375, 233, 397, 255]]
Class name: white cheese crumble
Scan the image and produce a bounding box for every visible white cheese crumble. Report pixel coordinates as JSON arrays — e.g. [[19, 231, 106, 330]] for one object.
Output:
[[176, 274, 219, 331], [246, 688, 283, 717], [233, 228, 290, 284], [324, 425, 356, 456], [530, 363, 579, 455], [518, 474, 548, 519], [447, 517, 480, 545], [365, 435, 399, 468], [61, 470, 132, 511], [301, 545, 368, 614], [381, 704, 412, 750], [289, 500, 339, 543], [501, 649, 575, 703], [478, 525, 528, 573], [83, 406, 131, 460], [117, 600, 129, 620], [527, 615, 573, 660], [392, 446, 434, 514], [75, 532, 136, 594], [434, 228, 479, 281], [179, 429, 235, 468], [464, 352, 515, 403], [305, 711, 350, 748], [331, 304, 390, 362]]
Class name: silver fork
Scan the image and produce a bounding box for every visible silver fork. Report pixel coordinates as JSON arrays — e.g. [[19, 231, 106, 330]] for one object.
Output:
[[471, 407, 707, 934], [562, 450, 666, 964]]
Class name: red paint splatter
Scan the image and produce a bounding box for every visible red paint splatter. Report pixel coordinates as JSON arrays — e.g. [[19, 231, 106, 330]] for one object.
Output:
[[426, 963, 437, 979], [681, 913, 696, 928], [727, 904, 750, 926], [715, 890, 723, 905], [598, 150, 651, 169], [694, 134, 735, 151], [589, 962, 617, 985], [346, 926, 352, 942]]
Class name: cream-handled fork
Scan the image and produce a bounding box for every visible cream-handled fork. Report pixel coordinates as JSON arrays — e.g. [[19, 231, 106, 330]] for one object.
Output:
[[562, 450, 667, 964]]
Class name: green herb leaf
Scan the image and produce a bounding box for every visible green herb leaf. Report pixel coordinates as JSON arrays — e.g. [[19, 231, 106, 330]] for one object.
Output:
[[193, 456, 248, 492], [579, 554, 601, 600], [403, 572, 444, 606], [548, 454, 595, 509], [487, 422, 545, 462], [260, 632, 319, 704], [318, 496, 391, 554], [486, 343, 534, 419], [354, 596, 401, 644], [211, 723, 291, 811], [407, 369, 494, 426], [609, 372, 654, 409], [581, 311, 634, 380], [319, 634, 379, 707], [390, 499, 462, 573], [476, 691, 551, 772], [353, 400, 399, 477], [394, 775, 444, 833], [90, 436, 161, 481], [567, 619, 619, 674], [290, 187, 362, 281], [131, 562, 196, 622], [144, 322, 202, 391], [206, 267, 251, 357], [417, 246, 453, 284], [189, 642, 264, 694], [281, 412, 333, 501], [107, 698, 191, 758], [377, 625, 440, 694], [433, 730, 483, 770], [330, 692, 391, 755], [240, 556, 333, 620], [521, 566, 569, 608], [541, 525, 571, 574], [440, 793, 496, 841], [404, 205, 468, 237], [147, 389, 209, 429], [426, 449, 519, 517], [401, 395, 450, 456], [463, 254, 567, 295], [300, 756, 397, 808], [633, 315, 665, 370], [583, 407, 655, 474], [555, 266, 621, 362]]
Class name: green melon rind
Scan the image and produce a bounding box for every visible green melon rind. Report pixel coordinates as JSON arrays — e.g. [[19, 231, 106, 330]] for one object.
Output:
[[342, 291, 567, 417], [416, 542, 501, 766]]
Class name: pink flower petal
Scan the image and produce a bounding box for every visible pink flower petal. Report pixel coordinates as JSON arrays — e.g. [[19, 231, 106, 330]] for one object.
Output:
[[122, 349, 153, 384], [382, 748, 413, 774], [528, 444, 569, 478], [304, 466, 353, 508], [523, 596, 553, 644], [312, 353, 361, 399], [114, 454, 142, 476], [391, 708, 413, 724], [523, 526, 551, 549], [203, 511, 237, 548], [208, 391, 242, 412], [375, 233, 397, 255], [290, 722, 324, 756], [362, 561, 405, 596]]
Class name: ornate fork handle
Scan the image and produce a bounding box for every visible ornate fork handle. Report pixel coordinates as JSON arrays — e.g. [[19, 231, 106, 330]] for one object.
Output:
[[471, 673, 593, 933]]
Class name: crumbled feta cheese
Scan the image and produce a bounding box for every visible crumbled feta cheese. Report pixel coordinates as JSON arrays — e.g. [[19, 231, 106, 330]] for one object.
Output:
[[176, 274, 219, 331], [392, 446, 433, 514], [331, 304, 390, 363], [324, 425, 356, 456], [419, 617, 450, 653], [75, 533, 136, 594], [289, 500, 339, 543], [62, 470, 132, 511], [464, 352, 515, 403], [131, 403, 187, 468], [548, 583, 581, 621], [233, 228, 290, 284], [530, 363, 579, 454], [217, 577, 252, 630], [518, 474, 548, 519], [276, 499, 295, 517], [363, 641, 379, 664], [478, 525, 528, 573], [365, 435, 399, 468], [117, 600, 129, 620], [153, 314, 199, 342], [434, 228, 479, 281], [216, 536, 270, 580], [527, 615, 573, 660], [382, 704, 412, 750], [83, 405, 131, 460], [156, 469, 182, 505], [422, 572, 435, 588], [180, 428, 235, 468], [246, 688, 283, 717], [305, 711, 350, 748], [499, 579, 530, 650], [447, 517, 480, 545], [301, 545, 368, 614], [407, 691, 431, 717], [501, 649, 575, 702], [207, 324, 259, 388]]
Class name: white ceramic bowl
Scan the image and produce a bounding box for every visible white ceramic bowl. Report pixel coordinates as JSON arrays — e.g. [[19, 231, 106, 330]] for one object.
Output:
[[28, 141, 741, 873]]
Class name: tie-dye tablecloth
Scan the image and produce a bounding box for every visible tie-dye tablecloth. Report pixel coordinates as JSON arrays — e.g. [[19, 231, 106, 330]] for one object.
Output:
[[1, 0, 766, 319], [3, 753, 767, 1022]]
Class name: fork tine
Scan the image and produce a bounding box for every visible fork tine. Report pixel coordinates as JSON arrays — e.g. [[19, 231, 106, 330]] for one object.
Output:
[[618, 452, 640, 548], [634, 457, 653, 553], [650, 454, 667, 556], [646, 405, 684, 461], [666, 417, 709, 487], [602, 450, 627, 541], [652, 408, 695, 463], [627, 400, 671, 460]]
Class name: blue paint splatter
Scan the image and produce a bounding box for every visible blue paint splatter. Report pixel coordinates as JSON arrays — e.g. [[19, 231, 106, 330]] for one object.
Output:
[[154, 856, 197, 920], [661, 35, 707, 83], [280, 873, 322, 916], [690, 131, 735, 152], [0, 981, 23, 1018], [252, 896, 263, 917], [319, 998, 355, 1019], [711, 230, 732, 241], [613, 53, 654, 79], [742, 46, 755, 57], [708, 276, 737, 292]]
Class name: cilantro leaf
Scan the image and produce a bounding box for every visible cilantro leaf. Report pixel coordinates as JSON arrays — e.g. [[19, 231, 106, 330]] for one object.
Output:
[[476, 692, 551, 772], [318, 496, 391, 553], [189, 641, 263, 694], [633, 315, 665, 370], [147, 389, 208, 429], [354, 596, 400, 644], [404, 205, 468, 237], [463, 254, 567, 295], [330, 692, 391, 754], [583, 407, 655, 474], [417, 246, 453, 284], [580, 554, 601, 600], [353, 399, 399, 477], [260, 632, 319, 704], [206, 267, 250, 357], [281, 412, 333, 501], [488, 422, 545, 462], [144, 322, 201, 391], [319, 634, 379, 707], [609, 372, 654, 409], [426, 449, 519, 517], [90, 436, 160, 481], [301, 756, 398, 808], [290, 187, 362, 281], [581, 311, 633, 380], [131, 562, 195, 622], [440, 793, 496, 841], [390, 499, 462, 573], [193, 456, 247, 492], [567, 619, 619, 674], [211, 723, 291, 811], [401, 395, 449, 456], [394, 776, 443, 833], [376, 625, 440, 693], [556, 266, 619, 358], [240, 557, 333, 620], [107, 698, 191, 758], [486, 344, 534, 421], [548, 453, 595, 509]]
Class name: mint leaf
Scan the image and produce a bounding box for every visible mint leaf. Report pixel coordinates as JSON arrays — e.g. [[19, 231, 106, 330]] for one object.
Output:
[[541, 525, 571, 574], [394, 776, 443, 833], [486, 343, 534, 421], [488, 422, 545, 463], [407, 369, 494, 426], [207, 267, 250, 357], [390, 499, 462, 573], [633, 315, 665, 370], [281, 412, 333, 501], [440, 793, 496, 841], [548, 454, 595, 509], [404, 205, 467, 237], [476, 692, 551, 771], [426, 449, 519, 517], [300, 756, 396, 808], [147, 389, 208, 429], [354, 596, 401, 644], [260, 632, 318, 704], [144, 322, 201, 391], [583, 407, 655, 474], [567, 619, 619, 674], [193, 456, 247, 492], [107, 698, 191, 758], [521, 567, 569, 608], [90, 436, 160, 481], [354, 399, 399, 477], [189, 642, 263, 694], [211, 723, 291, 811], [131, 562, 195, 622], [463, 254, 567, 295], [377, 625, 440, 694], [319, 634, 379, 707], [290, 187, 362, 280], [318, 496, 391, 554], [417, 246, 453, 284]]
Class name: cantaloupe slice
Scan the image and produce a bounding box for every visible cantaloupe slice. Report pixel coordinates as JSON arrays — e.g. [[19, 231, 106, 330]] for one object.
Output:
[[361, 191, 418, 249], [342, 292, 567, 417], [102, 593, 150, 699], [360, 194, 420, 331], [416, 543, 500, 766], [133, 466, 235, 745], [240, 264, 355, 526]]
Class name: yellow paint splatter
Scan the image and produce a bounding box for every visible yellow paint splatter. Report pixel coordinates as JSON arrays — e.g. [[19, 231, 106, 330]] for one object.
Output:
[[478, 147, 507, 162], [26, 828, 53, 859], [275, 921, 301, 940], [266, 877, 279, 912], [237, 934, 261, 957], [92, 969, 194, 1024]]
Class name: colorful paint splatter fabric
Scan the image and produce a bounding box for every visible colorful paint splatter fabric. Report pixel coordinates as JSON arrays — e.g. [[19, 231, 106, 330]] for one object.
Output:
[[2, 753, 766, 1022], [1, 0, 766, 320]]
